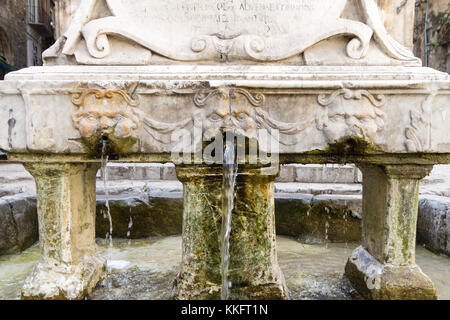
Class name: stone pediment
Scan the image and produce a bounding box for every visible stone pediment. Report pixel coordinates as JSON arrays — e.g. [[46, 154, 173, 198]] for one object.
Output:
[[44, 0, 421, 66]]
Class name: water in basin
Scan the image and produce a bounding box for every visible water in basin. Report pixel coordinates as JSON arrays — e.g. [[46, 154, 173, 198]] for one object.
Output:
[[1, 237, 449, 300]]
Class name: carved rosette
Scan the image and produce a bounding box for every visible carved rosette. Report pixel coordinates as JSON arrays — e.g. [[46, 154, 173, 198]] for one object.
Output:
[[72, 88, 142, 139]]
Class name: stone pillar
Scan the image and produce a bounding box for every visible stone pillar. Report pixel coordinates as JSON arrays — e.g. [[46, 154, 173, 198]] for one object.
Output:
[[345, 164, 437, 300], [21, 162, 105, 300], [174, 165, 288, 300]]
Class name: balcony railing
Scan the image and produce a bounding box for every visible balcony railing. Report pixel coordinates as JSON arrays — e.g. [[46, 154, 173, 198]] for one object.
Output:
[[27, 5, 53, 36]]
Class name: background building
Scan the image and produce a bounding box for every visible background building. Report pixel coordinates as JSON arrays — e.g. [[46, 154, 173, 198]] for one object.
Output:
[[415, 0, 450, 73], [0, 0, 55, 80]]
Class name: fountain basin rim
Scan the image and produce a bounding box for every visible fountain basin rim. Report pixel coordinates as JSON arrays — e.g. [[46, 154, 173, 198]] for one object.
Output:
[[4, 66, 449, 84], [5, 153, 450, 165]]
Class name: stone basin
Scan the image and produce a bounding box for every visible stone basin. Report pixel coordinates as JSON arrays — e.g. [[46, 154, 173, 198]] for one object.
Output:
[[1, 65, 449, 157]]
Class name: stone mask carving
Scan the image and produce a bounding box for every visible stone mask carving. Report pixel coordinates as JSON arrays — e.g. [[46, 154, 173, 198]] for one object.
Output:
[[72, 88, 142, 139], [193, 88, 266, 141], [317, 89, 386, 143]]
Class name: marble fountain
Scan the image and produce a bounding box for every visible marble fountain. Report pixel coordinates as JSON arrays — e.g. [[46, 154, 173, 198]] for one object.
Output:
[[0, 0, 449, 300]]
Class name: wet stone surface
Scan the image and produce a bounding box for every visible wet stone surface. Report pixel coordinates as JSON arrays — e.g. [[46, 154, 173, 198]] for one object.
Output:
[[1, 236, 449, 300]]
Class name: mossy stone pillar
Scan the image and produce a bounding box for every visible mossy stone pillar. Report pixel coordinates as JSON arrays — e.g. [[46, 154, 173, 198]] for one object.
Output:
[[345, 164, 437, 300], [174, 165, 288, 300], [174, 165, 223, 300], [21, 162, 105, 300]]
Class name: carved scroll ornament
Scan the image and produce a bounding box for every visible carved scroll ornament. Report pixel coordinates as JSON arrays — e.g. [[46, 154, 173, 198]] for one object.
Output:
[[58, 0, 419, 65]]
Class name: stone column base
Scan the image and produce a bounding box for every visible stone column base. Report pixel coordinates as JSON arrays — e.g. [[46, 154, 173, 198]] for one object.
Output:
[[174, 272, 288, 301], [228, 270, 288, 300], [345, 246, 437, 300], [173, 278, 221, 300], [22, 254, 105, 300]]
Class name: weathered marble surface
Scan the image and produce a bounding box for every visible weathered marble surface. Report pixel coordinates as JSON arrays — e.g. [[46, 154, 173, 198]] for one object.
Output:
[[1, 0, 449, 302], [1, 66, 449, 158], [21, 163, 105, 300], [43, 0, 420, 66], [175, 165, 288, 300], [51, 0, 419, 57], [345, 164, 437, 300]]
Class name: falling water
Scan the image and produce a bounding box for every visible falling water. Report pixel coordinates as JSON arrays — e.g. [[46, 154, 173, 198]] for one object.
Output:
[[324, 206, 330, 249], [343, 212, 348, 250], [221, 138, 238, 300], [127, 216, 133, 246], [101, 140, 114, 292], [127, 164, 137, 246], [101, 141, 113, 249]]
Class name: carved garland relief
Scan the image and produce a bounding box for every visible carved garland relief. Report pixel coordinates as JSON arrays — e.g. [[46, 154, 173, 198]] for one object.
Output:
[[71, 86, 388, 150], [70, 86, 440, 153]]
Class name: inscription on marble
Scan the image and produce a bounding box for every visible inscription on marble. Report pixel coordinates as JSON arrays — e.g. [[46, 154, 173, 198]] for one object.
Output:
[[59, 0, 420, 65], [107, 0, 340, 37]]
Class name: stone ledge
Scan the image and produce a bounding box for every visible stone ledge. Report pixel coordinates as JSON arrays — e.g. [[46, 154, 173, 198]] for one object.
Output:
[[0, 164, 33, 183], [1, 186, 449, 256], [0, 194, 38, 255], [1, 163, 449, 191], [417, 195, 450, 256], [95, 192, 363, 243], [96, 193, 183, 239]]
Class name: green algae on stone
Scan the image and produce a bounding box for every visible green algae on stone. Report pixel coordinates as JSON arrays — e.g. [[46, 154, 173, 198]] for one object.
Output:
[[20, 163, 106, 300], [307, 136, 384, 157], [76, 128, 139, 158], [174, 164, 288, 300], [345, 164, 437, 300]]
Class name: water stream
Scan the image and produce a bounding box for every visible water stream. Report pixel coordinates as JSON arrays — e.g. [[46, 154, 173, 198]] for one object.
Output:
[[101, 140, 114, 291], [221, 137, 238, 300], [127, 163, 137, 245]]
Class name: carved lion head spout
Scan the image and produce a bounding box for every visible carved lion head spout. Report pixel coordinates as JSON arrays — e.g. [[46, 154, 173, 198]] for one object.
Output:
[[199, 103, 261, 142], [317, 89, 386, 144], [193, 88, 265, 141], [72, 89, 142, 139], [320, 102, 385, 142]]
